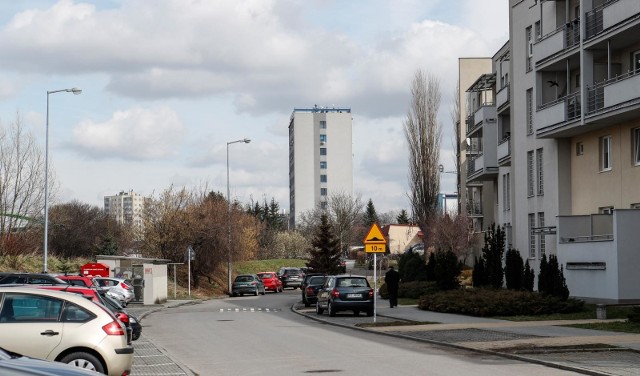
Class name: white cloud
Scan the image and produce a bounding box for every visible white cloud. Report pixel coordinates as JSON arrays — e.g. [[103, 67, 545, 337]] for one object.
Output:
[[70, 106, 185, 160]]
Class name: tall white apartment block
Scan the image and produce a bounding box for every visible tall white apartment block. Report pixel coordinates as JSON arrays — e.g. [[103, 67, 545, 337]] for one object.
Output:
[[288, 106, 353, 229], [104, 190, 147, 229], [460, 0, 640, 303]]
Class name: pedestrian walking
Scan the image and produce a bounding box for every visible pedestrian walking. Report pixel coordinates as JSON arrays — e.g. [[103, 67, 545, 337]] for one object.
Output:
[[385, 266, 400, 308]]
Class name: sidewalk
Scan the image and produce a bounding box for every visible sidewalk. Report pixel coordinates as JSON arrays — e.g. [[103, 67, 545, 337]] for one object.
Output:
[[293, 299, 640, 376]]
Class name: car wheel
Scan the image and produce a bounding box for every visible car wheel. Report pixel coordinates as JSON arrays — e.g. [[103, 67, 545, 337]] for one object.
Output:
[[132, 332, 141, 341], [316, 302, 324, 315], [61, 352, 104, 374], [353, 310, 360, 316], [328, 301, 336, 317]]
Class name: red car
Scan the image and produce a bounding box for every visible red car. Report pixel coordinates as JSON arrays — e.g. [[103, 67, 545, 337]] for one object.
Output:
[[58, 275, 96, 288], [257, 272, 283, 293]]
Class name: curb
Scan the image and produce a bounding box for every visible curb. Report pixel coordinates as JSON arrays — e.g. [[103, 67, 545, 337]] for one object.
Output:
[[291, 304, 613, 376]]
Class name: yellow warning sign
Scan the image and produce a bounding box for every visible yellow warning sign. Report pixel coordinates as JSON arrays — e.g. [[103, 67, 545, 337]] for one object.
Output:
[[363, 223, 386, 244], [365, 244, 386, 253]]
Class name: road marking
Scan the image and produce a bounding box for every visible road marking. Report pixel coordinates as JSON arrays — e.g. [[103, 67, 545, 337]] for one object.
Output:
[[218, 308, 280, 312]]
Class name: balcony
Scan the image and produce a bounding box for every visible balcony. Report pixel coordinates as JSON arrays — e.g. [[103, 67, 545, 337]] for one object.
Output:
[[496, 85, 510, 113], [467, 103, 496, 137], [533, 20, 580, 65], [536, 92, 581, 137], [586, 0, 640, 40], [587, 70, 640, 122], [497, 136, 511, 166], [556, 210, 640, 302], [466, 201, 483, 217], [467, 152, 498, 182]]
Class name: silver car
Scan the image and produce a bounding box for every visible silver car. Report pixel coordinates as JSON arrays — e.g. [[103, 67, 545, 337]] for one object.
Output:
[[92, 278, 134, 305], [0, 287, 133, 375]]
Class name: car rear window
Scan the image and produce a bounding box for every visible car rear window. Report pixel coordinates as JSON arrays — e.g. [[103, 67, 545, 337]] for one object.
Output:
[[286, 269, 302, 275], [337, 278, 368, 287], [235, 276, 254, 282], [309, 276, 326, 285], [258, 273, 273, 279]]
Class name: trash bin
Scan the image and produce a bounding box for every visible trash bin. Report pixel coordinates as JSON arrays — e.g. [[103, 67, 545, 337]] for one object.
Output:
[[596, 304, 607, 320]]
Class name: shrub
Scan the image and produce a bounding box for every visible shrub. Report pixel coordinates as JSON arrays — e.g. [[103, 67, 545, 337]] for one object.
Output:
[[629, 306, 640, 323], [418, 288, 584, 317], [538, 254, 570, 300], [356, 251, 367, 265], [379, 281, 438, 299], [398, 250, 427, 282], [523, 260, 535, 292], [472, 256, 487, 287]]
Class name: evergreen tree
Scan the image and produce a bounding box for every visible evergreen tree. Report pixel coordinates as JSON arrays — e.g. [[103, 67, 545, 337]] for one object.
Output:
[[523, 260, 535, 292], [306, 214, 342, 274], [425, 252, 436, 282], [98, 234, 119, 256], [364, 199, 379, 227], [398, 250, 428, 282], [482, 223, 505, 288], [433, 250, 461, 290], [504, 248, 524, 290], [537, 254, 549, 294], [472, 256, 487, 287], [396, 209, 410, 224]]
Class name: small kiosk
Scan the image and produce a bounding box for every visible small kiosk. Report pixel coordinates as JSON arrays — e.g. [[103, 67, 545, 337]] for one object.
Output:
[[96, 255, 170, 305]]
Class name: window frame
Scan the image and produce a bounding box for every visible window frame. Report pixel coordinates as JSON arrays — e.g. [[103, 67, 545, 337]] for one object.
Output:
[[527, 151, 534, 197], [536, 148, 544, 196], [538, 212, 546, 258], [526, 89, 533, 134], [633, 128, 640, 166], [528, 213, 536, 259], [600, 135, 612, 171], [320, 161, 327, 169]]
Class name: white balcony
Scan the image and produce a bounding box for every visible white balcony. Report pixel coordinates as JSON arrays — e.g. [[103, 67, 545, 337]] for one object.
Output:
[[497, 137, 510, 165], [603, 0, 640, 30], [604, 72, 640, 108], [496, 85, 509, 110], [533, 28, 564, 63]]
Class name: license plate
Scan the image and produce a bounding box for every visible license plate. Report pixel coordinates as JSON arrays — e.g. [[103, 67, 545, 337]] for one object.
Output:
[[347, 293, 361, 298]]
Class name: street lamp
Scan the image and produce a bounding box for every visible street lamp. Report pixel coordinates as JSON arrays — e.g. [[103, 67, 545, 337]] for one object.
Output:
[[43, 87, 82, 273], [227, 138, 251, 294]]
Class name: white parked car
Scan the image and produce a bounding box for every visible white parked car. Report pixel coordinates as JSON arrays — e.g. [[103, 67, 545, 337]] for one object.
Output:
[[0, 287, 133, 375], [92, 278, 135, 305]]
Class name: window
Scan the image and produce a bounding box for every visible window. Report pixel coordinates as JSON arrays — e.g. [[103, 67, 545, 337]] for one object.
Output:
[[320, 147, 327, 156], [526, 89, 533, 134], [576, 141, 584, 156], [319, 134, 327, 144], [503, 173, 510, 211], [320, 161, 327, 169], [599, 206, 614, 214], [633, 128, 640, 166], [526, 26, 533, 72], [320, 202, 327, 209], [505, 223, 513, 249], [534, 21, 541, 41], [320, 121, 327, 129], [320, 188, 327, 196], [634, 51, 640, 72], [528, 214, 536, 259], [538, 212, 546, 258], [631, 203, 640, 209], [600, 135, 612, 171], [320, 175, 327, 183], [1, 293, 63, 323], [536, 148, 544, 195], [527, 151, 534, 197]]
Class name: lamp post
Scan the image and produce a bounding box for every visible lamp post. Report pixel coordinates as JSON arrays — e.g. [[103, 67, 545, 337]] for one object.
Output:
[[227, 138, 251, 294], [44, 87, 82, 273]]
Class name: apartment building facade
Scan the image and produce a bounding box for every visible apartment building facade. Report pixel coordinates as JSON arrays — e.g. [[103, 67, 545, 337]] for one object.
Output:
[[460, 0, 640, 303], [288, 106, 353, 229], [104, 190, 147, 230]]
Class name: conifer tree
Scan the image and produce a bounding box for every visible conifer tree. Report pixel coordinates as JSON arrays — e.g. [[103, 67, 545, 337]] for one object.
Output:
[[523, 260, 535, 292], [396, 209, 410, 224], [306, 214, 342, 274], [364, 199, 379, 227]]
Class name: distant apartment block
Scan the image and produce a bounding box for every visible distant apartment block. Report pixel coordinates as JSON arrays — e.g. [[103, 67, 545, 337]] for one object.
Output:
[[458, 0, 640, 303], [104, 190, 147, 230], [288, 106, 353, 229]]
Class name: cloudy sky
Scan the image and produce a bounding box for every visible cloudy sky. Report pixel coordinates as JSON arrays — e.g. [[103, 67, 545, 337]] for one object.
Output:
[[0, 0, 508, 214]]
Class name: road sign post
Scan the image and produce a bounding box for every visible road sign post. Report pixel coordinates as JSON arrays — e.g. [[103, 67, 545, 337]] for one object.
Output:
[[363, 223, 387, 323]]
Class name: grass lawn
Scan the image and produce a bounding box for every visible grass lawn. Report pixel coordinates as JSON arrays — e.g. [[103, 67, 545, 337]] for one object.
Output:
[[398, 298, 419, 306], [235, 259, 307, 275], [565, 321, 640, 334], [495, 304, 634, 321]]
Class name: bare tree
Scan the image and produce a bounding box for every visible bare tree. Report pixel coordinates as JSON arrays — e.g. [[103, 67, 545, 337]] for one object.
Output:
[[405, 70, 442, 233], [450, 80, 461, 214], [0, 113, 52, 256], [429, 212, 480, 265]]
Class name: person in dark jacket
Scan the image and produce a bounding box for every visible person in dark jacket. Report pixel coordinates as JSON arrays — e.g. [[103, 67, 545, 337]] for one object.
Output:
[[384, 266, 400, 308]]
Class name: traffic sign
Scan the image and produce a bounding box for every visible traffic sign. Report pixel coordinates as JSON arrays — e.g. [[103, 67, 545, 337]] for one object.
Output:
[[363, 223, 386, 253]]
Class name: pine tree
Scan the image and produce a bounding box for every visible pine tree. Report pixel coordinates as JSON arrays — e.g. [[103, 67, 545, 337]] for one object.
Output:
[[472, 256, 487, 287], [364, 199, 379, 227], [433, 250, 461, 290], [523, 260, 535, 292], [306, 214, 342, 274], [537, 254, 549, 294], [482, 223, 505, 288], [396, 209, 410, 224], [504, 248, 524, 290]]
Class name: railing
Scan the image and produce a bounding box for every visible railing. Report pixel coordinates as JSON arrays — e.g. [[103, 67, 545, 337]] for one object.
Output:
[[497, 136, 510, 162], [565, 19, 581, 49], [585, 2, 605, 39], [560, 234, 613, 243], [538, 92, 581, 121], [467, 201, 483, 216], [587, 69, 639, 114]]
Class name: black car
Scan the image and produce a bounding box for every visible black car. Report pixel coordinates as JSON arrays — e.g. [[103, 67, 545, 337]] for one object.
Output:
[[277, 268, 304, 289], [99, 292, 142, 341], [301, 274, 327, 307], [0, 273, 68, 285], [316, 275, 374, 317]]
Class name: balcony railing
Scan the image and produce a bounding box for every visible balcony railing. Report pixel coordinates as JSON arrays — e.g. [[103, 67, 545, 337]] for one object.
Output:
[[467, 201, 482, 216], [533, 19, 580, 63], [466, 103, 496, 137], [587, 69, 640, 114], [537, 92, 581, 130], [496, 85, 510, 110], [497, 136, 511, 163], [585, 0, 640, 40]]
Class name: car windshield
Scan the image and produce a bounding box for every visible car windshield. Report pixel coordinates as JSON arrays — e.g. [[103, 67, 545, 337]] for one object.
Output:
[[235, 276, 253, 282]]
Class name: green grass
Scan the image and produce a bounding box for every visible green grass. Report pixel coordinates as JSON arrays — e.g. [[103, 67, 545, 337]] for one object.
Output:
[[495, 304, 634, 321], [235, 259, 307, 275], [398, 298, 419, 306], [565, 321, 640, 334]]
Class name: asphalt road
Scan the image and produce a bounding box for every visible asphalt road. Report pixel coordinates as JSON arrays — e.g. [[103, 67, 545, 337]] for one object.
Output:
[[141, 289, 580, 376]]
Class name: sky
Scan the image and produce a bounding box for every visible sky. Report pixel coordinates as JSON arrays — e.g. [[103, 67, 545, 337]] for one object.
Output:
[[0, 0, 509, 214]]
